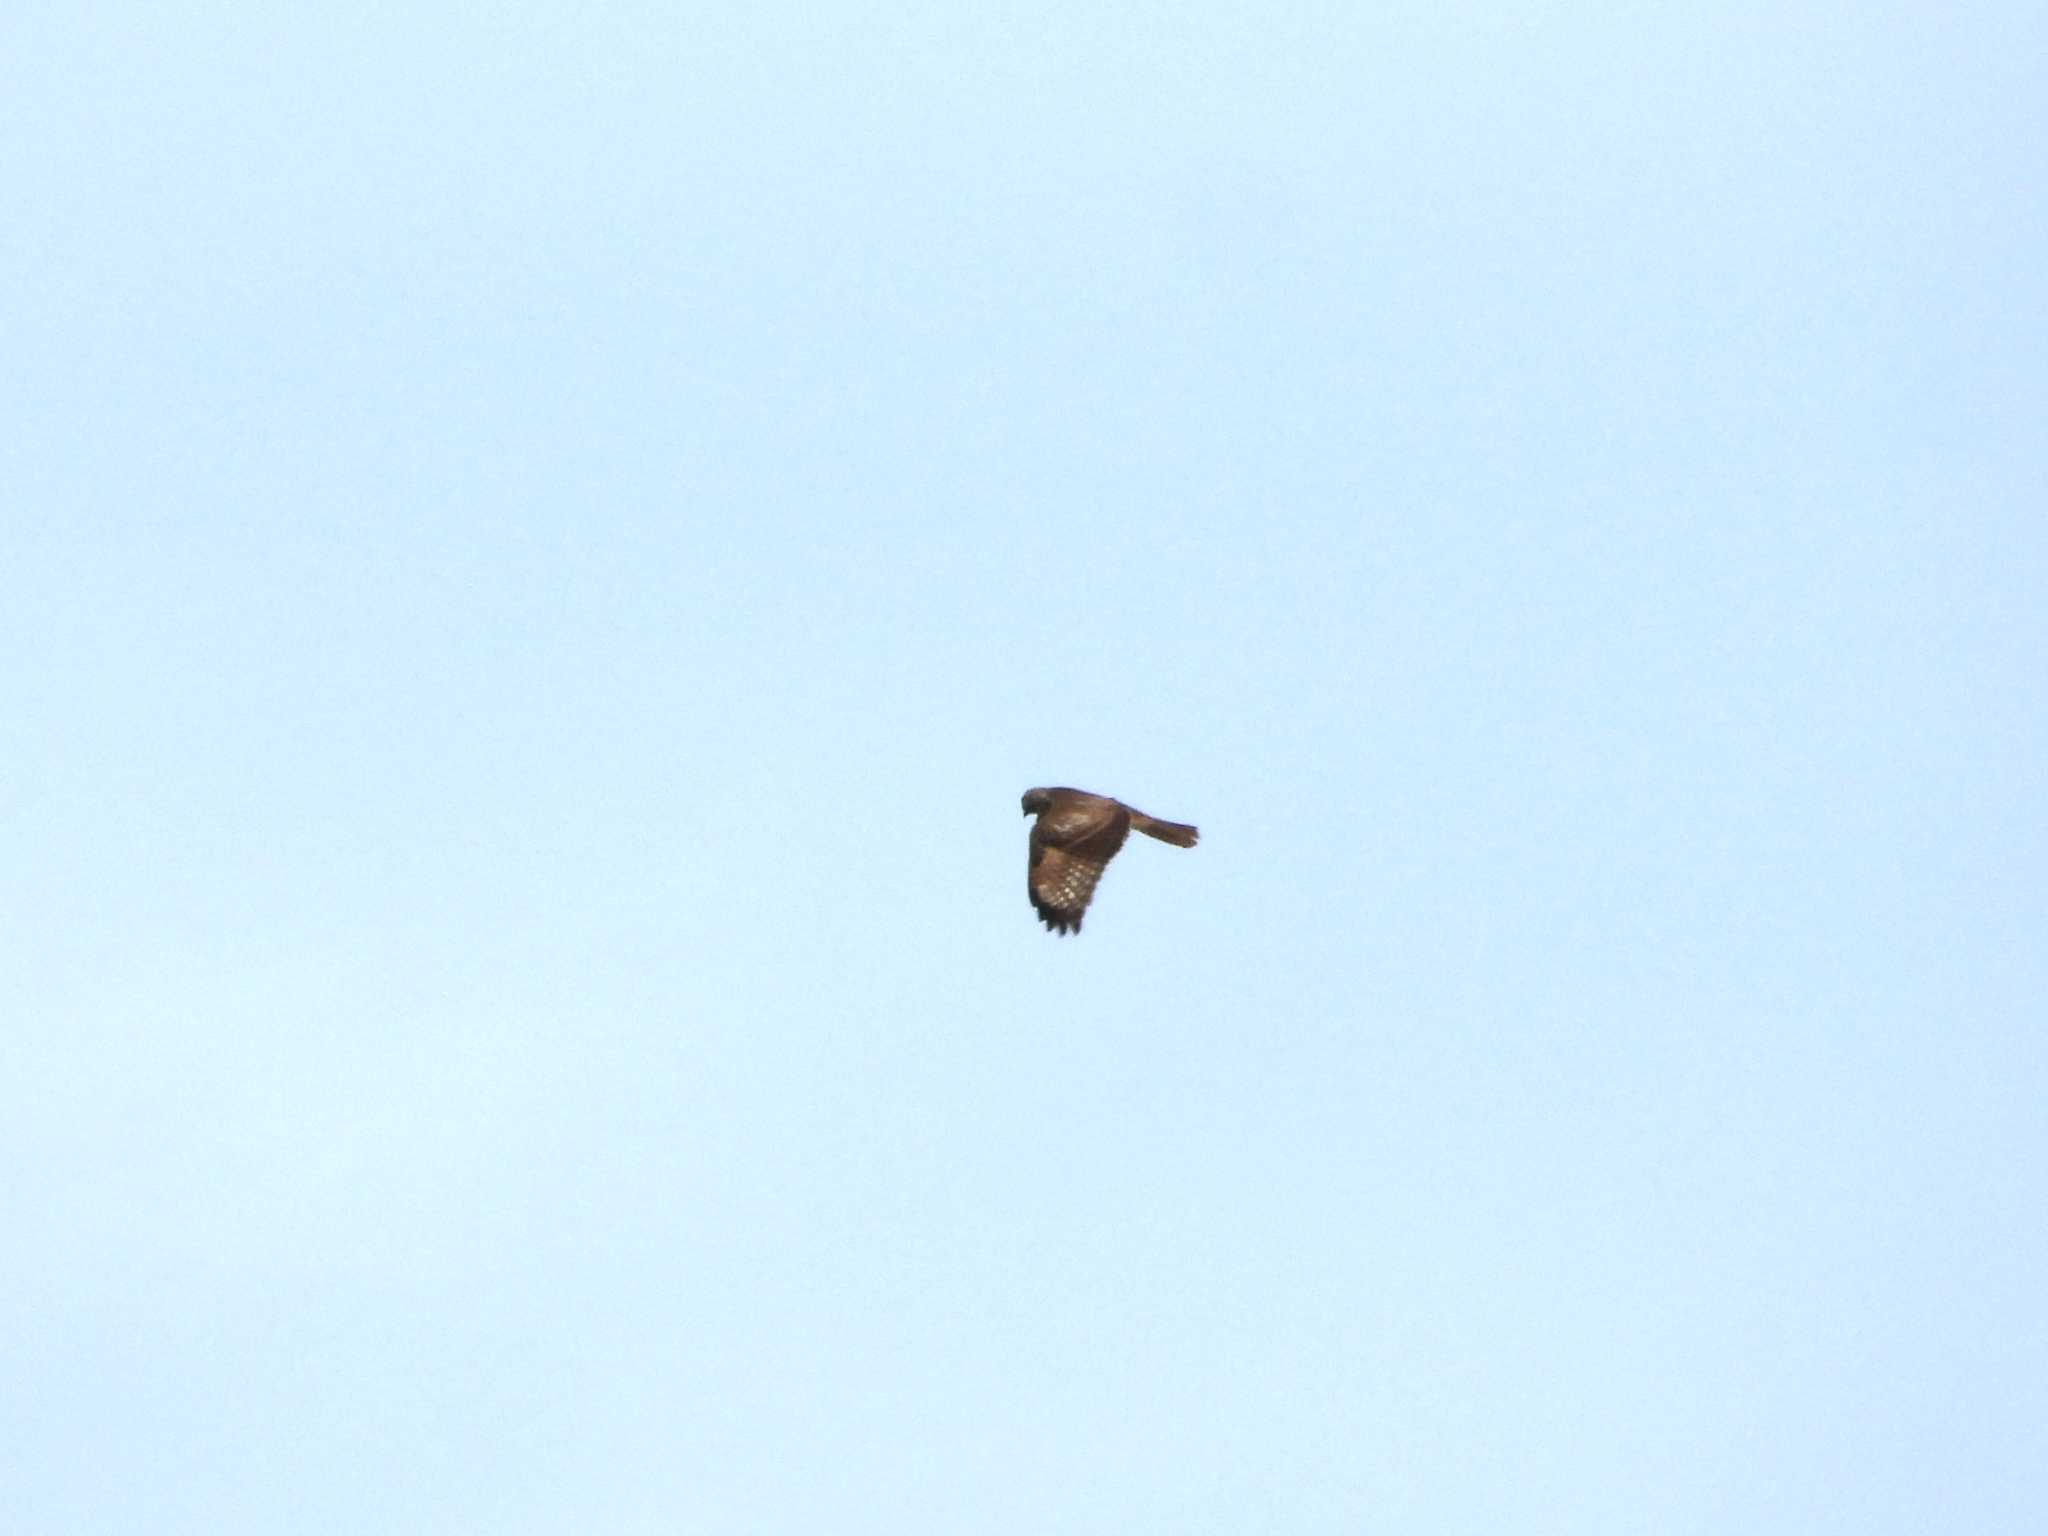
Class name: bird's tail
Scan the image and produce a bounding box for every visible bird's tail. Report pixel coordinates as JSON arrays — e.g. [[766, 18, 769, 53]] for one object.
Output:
[[1130, 811, 1198, 848]]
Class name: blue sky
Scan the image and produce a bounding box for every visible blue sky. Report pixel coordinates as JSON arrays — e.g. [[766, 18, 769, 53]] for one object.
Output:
[[6, 4, 2044, 1531]]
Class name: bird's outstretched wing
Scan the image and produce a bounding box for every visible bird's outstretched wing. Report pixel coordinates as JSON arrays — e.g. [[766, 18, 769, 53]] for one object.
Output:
[[1029, 837, 1117, 934]]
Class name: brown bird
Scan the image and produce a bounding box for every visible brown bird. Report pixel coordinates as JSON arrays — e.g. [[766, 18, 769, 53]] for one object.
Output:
[[1020, 787, 1198, 934]]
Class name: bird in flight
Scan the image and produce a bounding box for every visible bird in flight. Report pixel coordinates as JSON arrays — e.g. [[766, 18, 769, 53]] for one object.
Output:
[[1020, 787, 1198, 934]]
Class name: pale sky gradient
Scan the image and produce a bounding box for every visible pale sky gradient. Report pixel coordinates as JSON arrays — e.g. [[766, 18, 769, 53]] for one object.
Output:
[[5, 5, 2045, 1532]]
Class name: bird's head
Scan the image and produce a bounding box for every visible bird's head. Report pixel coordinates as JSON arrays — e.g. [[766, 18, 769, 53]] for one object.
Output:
[[1020, 788, 1051, 816]]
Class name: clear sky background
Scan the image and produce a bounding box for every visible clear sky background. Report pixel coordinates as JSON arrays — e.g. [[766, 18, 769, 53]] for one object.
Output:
[[5, 4, 2044, 1532]]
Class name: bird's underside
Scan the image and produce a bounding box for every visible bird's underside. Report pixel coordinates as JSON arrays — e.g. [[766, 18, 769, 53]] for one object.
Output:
[[1020, 786, 1198, 934]]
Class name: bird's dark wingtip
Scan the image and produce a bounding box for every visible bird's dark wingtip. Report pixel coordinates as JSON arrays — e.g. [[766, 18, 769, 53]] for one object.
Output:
[[1033, 904, 1081, 935]]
